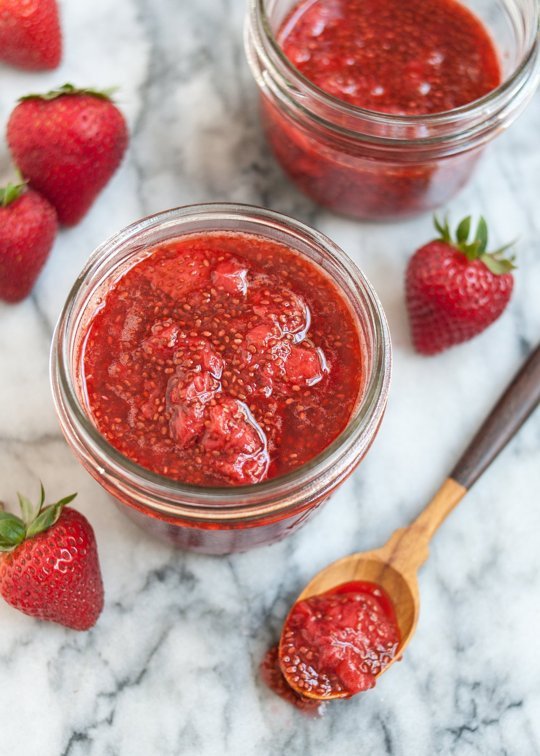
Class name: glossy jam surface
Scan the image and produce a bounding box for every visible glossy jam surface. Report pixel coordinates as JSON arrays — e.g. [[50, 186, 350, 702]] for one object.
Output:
[[81, 232, 363, 487], [279, 0, 500, 115], [278, 582, 400, 700], [260, 0, 501, 219]]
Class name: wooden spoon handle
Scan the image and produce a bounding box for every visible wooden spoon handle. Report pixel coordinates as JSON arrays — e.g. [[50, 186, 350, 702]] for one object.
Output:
[[450, 344, 540, 490], [389, 345, 540, 567]]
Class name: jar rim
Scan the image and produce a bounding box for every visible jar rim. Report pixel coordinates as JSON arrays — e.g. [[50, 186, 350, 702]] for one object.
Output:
[[51, 203, 391, 522], [247, 0, 540, 149]]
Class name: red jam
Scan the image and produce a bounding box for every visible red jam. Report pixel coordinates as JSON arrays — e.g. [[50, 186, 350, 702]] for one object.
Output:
[[260, 646, 325, 717], [263, 582, 400, 711], [279, 0, 500, 115], [81, 232, 363, 487], [260, 0, 501, 219]]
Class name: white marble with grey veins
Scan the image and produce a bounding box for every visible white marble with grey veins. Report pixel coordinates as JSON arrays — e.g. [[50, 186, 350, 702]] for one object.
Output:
[[0, 1, 539, 754]]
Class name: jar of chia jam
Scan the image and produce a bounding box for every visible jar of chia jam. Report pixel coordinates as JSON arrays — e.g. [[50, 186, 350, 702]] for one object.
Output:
[[51, 204, 391, 555], [245, 0, 540, 220]]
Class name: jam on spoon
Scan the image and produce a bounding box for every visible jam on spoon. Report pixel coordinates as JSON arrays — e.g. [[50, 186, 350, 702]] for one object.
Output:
[[280, 582, 400, 698], [262, 581, 400, 713]]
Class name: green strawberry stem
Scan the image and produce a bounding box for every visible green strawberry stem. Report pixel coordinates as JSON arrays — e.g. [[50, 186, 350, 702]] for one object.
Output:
[[0, 485, 77, 552], [19, 83, 117, 102], [433, 215, 517, 275], [0, 179, 27, 208]]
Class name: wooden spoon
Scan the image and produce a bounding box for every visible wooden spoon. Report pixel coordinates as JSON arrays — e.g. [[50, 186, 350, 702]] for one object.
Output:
[[280, 344, 540, 700]]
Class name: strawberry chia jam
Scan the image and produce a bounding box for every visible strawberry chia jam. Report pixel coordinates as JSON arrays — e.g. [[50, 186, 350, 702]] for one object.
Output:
[[51, 205, 391, 554], [279, 0, 500, 115], [262, 581, 400, 712], [81, 232, 363, 487], [245, 0, 539, 219]]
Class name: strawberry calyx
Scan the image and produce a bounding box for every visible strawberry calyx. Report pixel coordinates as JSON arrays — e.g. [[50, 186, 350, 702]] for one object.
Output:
[[19, 83, 117, 103], [433, 215, 516, 275], [0, 485, 77, 552], [0, 179, 27, 208]]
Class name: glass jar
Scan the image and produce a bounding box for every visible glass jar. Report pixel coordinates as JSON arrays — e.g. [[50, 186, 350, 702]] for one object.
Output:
[[245, 0, 540, 220], [50, 204, 391, 555]]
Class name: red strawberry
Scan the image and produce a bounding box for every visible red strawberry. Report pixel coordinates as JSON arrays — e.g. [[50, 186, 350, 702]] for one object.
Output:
[[406, 216, 515, 355], [7, 84, 128, 226], [0, 487, 103, 631], [0, 180, 57, 303], [0, 0, 61, 70]]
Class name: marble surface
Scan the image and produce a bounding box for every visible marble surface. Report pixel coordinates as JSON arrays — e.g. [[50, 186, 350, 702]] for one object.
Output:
[[1, 1, 539, 754]]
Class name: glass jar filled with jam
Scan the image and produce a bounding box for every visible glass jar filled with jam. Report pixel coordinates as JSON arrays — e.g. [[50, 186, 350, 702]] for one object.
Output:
[[51, 204, 391, 554], [245, 0, 540, 220]]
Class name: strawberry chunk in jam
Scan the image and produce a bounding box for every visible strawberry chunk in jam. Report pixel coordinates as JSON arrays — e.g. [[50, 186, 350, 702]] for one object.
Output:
[[81, 232, 363, 487], [284, 345, 328, 387], [142, 248, 211, 298], [211, 257, 249, 295]]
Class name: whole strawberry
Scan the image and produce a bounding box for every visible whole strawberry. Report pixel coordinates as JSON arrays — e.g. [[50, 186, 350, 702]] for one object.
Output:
[[0, 0, 61, 70], [406, 216, 515, 355], [0, 180, 57, 303], [0, 487, 103, 631], [7, 84, 128, 226]]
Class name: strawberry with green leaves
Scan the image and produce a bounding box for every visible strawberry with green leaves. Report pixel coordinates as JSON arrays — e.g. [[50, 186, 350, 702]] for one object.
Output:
[[0, 487, 104, 631], [0, 179, 57, 303], [406, 216, 515, 355], [7, 84, 128, 226]]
